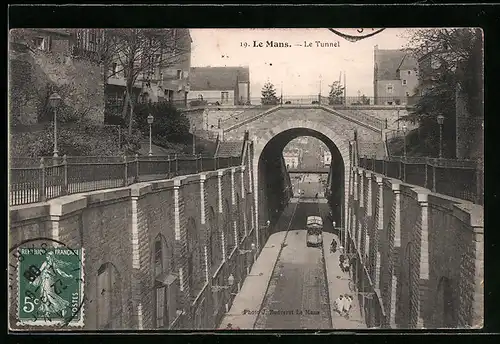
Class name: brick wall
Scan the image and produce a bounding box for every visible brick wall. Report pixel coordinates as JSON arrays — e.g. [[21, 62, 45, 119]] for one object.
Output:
[[347, 167, 483, 329], [9, 160, 254, 330]]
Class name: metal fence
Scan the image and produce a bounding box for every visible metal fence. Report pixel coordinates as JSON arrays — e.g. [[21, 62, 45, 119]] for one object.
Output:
[[359, 155, 483, 205], [9, 154, 243, 206]]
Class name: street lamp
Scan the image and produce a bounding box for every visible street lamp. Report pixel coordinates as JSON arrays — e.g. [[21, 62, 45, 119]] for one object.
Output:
[[147, 114, 154, 156], [192, 123, 196, 155], [402, 124, 408, 159], [437, 115, 445, 159], [211, 273, 235, 292], [49, 92, 62, 158], [239, 242, 256, 255]]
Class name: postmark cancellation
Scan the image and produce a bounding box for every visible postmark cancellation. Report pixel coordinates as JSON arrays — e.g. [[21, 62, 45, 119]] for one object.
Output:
[[10, 243, 85, 328]]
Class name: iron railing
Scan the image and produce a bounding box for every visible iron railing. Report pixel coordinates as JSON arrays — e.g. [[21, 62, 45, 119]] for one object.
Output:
[[359, 155, 483, 205], [9, 154, 243, 206]]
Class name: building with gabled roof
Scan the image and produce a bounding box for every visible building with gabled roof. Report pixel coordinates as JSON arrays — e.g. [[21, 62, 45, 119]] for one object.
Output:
[[373, 45, 419, 105], [188, 66, 250, 105]]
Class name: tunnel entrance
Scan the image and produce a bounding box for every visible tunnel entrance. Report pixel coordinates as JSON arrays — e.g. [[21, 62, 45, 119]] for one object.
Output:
[[254, 125, 350, 241]]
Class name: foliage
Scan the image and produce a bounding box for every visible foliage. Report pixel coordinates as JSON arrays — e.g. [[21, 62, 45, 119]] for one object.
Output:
[[189, 99, 208, 107], [328, 81, 345, 105], [352, 94, 371, 106], [261, 82, 280, 105], [399, 28, 482, 158], [98, 29, 191, 135], [134, 101, 190, 143], [10, 124, 139, 158], [9, 35, 98, 126]]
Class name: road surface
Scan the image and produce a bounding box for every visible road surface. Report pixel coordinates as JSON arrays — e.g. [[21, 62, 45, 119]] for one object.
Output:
[[254, 176, 332, 329]]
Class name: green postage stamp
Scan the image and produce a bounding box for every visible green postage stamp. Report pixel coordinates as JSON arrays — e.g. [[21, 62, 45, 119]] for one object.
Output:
[[16, 247, 85, 327]]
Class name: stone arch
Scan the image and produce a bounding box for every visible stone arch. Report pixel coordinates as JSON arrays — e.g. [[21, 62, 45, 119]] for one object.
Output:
[[224, 198, 235, 252], [208, 206, 221, 274], [251, 119, 352, 231], [96, 262, 122, 329], [186, 217, 203, 299], [433, 276, 458, 328], [236, 192, 243, 242], [402, 241, 415, 327], [152, 233, 174, 277]]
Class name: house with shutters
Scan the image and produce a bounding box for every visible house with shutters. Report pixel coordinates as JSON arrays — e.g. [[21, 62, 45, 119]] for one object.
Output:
[[105, 28, 192, 115], [373, 45, 419, 105], [188, 66, 251, 106]]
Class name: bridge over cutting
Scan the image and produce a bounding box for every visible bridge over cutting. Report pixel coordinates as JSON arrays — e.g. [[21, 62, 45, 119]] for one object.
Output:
[[220, 103, 387, 229]]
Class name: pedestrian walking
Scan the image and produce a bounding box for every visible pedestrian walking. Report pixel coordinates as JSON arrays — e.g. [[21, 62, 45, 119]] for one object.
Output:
[[339, 295, 349, 318], [333, 296, 342, 314], [337, 294, 348, 319], [330, 238, 337, 253], [344, 294, 353, 317], [333, 295, 342, 315], [344, 257, 352, 272], [224, 323, 240, 330]]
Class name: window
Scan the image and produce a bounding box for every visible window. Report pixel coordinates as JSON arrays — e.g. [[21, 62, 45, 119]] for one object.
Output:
[[236, 194, 244, 242], [225, 199, 235, 252], [177, 70, 182, 80], [110, 63, 118, 76], [156, 286, 166, 328], [407, 70, 411, 75], [221, 92, 229, 103], [97, 263, 122, 329], [88, 30, 97, 52], [154, 237, 163, 277], [165, 89, 174, 102], [386, 84, 393, 94], [209, 207, 221, 274], [402, 79, 407, 85], [187, 217, 202, 297], [33, 37, 49, 51], [154, 234, 176, 328]]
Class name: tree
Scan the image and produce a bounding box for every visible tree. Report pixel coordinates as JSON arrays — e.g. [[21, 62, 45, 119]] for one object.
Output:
[[399, 28, 482, 157], [99, 29, 191, 135], [261, 81, 279, 105], [328, 81, 345, 105], [135, 101, 190, 143]]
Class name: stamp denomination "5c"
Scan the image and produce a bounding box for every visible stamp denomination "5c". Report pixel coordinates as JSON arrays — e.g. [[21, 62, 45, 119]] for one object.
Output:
[[10, 239, 85, 328]]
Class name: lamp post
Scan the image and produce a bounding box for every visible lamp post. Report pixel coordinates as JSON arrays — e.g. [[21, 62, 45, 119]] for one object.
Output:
[[319, 74, 322, 103], [239, 242, 256, 255], [49, 92, 62, 158], [280, 81, 283, 105], [437, 115, 445, 159], [147, 114, 154, 156], [211, 273, 235, 292], [402, 124, 407, 159], [192, 123, 196, 155]]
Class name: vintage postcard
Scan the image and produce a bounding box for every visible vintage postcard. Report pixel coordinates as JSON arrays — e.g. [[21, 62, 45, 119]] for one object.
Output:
[[8, 26, 483, 332]]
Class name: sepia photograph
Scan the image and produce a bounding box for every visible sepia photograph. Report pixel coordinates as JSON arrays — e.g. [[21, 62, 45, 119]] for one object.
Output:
[[8, 25, 484, 332]]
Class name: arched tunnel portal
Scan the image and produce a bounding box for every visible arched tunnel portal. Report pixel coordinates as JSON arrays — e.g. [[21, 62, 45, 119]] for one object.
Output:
[[252, 120, 352, 248]]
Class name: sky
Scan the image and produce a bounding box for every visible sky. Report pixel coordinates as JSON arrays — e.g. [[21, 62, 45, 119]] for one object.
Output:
[[190, 28, 415, 98]]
